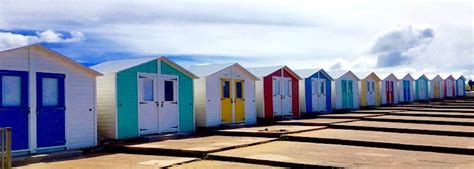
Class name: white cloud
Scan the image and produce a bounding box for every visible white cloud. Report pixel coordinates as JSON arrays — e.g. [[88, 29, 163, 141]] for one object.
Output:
[[0, 30, 84, 49], [367, 25, 434, 67]]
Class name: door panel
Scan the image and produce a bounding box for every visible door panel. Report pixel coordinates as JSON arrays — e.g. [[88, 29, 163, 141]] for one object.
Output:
[[272, 77, 281, 116], [36, 72, 65, 148], [311, 78, 318, 112], [221, 79, 232, 123], [138, 74, 159, 135], [348, 80, 353, 108], [434, 82, 440, 98], [282, 77, 292, 115], [160, 75, 179, 133], [0, 70, 29, 150], [234, 80, 245, 122], [341, 80, 347, 108], [318, 79, 326, 111]]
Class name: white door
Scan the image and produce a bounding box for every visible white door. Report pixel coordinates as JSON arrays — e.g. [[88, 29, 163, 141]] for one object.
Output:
[[159, 75, 179, 133], [311, 78, 318, 112], [138, 74, 159, 135], [282, 77, 292, 115], [272, 77, 282, 116], [318, 79, 326, 111], [366, 80, 375, 106]]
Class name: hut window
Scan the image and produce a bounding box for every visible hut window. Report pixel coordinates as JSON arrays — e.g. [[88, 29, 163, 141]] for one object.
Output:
[[143, 79, 154, 101], [320, 81, 325, 94], [236, 81, 243, 98], [2, 76, 21, 106], [223, 80, 230, 98], [273, 79, 280, 95], [165, 80, 174, 101], [42, 78, 59, 106], [283, 80, 290, 96]]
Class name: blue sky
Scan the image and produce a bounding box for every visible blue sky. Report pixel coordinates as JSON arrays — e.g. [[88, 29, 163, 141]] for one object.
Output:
[[0, 0, 472, 78]]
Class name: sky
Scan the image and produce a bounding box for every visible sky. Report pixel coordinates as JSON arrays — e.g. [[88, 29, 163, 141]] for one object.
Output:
[[0, 0, 473, 79]]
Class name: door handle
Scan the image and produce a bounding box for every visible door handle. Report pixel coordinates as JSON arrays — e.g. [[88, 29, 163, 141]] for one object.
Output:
[[161, 101, 164, 107]]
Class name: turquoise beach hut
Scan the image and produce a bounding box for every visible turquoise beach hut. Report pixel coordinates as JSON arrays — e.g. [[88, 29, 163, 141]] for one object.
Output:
[[92, 57, 198, 140]]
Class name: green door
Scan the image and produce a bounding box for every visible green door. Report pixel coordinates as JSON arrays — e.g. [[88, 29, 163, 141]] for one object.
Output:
[[348, 80, 353, 108], [341, 80, 348, 108]]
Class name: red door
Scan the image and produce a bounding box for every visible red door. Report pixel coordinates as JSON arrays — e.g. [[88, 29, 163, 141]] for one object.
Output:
[[386, 81, 394, 103]]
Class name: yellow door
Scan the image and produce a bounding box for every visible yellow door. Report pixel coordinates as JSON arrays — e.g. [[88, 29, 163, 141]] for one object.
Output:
[[434, 82, 439, 98], [234, 80, 245, 122], [221, 79, 233, 123]]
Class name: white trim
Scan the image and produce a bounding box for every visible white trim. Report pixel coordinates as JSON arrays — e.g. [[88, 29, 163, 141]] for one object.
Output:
[[114, 74, 118, 139], [28, 47, 37, 153]]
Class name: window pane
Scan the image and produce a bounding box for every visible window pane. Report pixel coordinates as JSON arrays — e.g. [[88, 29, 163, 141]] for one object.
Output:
[[348, 81, 353, 92], [320, 82, 324, 94], [2, 76, 21, 106], [283, 80, 289, 96], [273, 79, 280, 95], [236, 82, 243, 98], [223, 81, 230, 98], [42, 78, 59, 106], [164, 80, 174, 101], [367, 81, 370, 91], [143, 79, 154, 101], [341, 80, 347, 93], [288, 80, 292, 95]]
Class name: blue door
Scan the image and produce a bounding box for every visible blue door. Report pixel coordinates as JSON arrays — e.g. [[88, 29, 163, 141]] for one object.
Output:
[[36, 73, 65, 148], [0, 70, 29, 150], [403, 80, 410, 101]]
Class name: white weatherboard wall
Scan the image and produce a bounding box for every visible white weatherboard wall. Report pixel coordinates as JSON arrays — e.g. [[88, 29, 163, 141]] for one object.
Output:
[[255, 79, 264, 117], [192, 64, 257, 127], [96, 73, 117, 139], [298, 79, 306, 113], [0, 45, 99, 152]]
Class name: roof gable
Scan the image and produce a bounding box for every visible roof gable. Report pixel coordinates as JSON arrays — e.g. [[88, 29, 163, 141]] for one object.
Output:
[[457, 75, 467, 81], [382, 73, 398, 81], [1, 44, 102, 76], [401, 73, 415, 81], [416, 74, 429, 81], [91, 57, 156, 73], [247, 66, 302, 80], [354, 72, 380, 81], [444, 75, 455, 81], [91, 57, 197, 79], [294, 68, 333, 81], [328, 70, 360, 80], [188, 63, 258, 80]]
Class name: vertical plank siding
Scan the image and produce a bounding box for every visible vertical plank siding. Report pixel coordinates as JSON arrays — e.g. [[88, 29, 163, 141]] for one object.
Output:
[[116, 60, 157, 139]]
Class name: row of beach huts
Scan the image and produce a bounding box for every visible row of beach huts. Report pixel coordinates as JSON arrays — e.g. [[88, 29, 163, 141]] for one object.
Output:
[[0, 44, 468, 155]]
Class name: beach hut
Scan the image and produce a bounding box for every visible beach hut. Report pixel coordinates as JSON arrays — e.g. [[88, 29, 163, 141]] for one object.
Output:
[[414, 74, 429, 101], [379, 73, 399, 105], [247, 66, 302, 119], [187, 63, 258, 127], [428, 74, 444, 99], [0, 44, 101, 154], [294, 69, 333, 114], [396, 73, 415, 103], [443, 75, 456, 98], [456, 75, 466, 96], [327, 70, 360, 110], [91, 57, 198, 140], [355, 72, 381, 107]]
